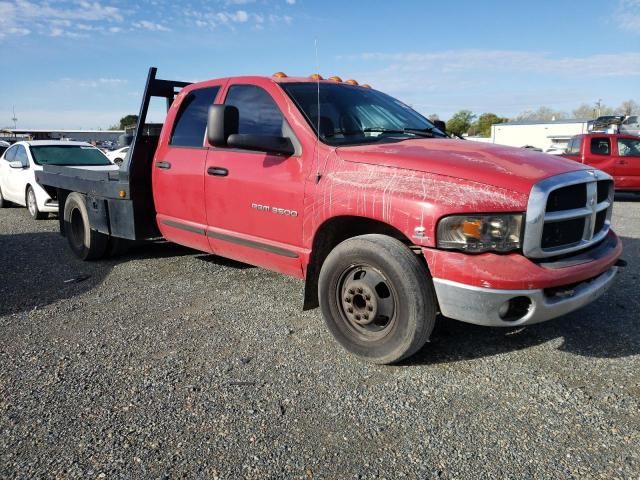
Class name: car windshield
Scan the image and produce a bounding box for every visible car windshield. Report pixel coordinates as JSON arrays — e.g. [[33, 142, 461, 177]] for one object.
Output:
[[29, 145, 112, 166], [281, 82, 445, 146]]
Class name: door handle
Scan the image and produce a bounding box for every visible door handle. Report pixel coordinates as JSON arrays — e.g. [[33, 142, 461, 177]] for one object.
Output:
[[207, 166, 228, 177], [156, 161, 172, 169]]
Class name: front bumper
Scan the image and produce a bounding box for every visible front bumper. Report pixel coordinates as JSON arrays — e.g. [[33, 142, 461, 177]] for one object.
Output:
[[433, 266, 618, 327]]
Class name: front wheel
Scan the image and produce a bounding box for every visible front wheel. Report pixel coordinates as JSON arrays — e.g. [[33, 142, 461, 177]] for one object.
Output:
[[26, 186, 47, 220], [318, 234, 437, 364], [63, 192, 108, 260]]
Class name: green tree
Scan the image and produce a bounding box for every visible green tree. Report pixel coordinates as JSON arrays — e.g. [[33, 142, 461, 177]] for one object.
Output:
[[617, 100, 639, 116], [572, 103, 597, 119], [446, 110, 476, 136], [118, 114, 139, 130], [514, 106, 568, 121], [468, 113, 508, 137]]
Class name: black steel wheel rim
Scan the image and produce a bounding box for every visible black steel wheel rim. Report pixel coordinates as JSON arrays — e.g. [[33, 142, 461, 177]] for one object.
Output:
[[336, 263, 398, 341]]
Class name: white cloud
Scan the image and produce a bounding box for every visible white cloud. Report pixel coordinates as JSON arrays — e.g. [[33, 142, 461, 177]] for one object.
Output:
[[286, 0, 296, 4], [57, 77, 127, 88], [133, 20, 171, 31], [342, 50, 640, 80], [614, 0, 640, 32]]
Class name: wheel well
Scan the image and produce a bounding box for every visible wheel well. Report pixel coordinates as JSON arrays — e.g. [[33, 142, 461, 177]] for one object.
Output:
[[303, 216, 417, 310]]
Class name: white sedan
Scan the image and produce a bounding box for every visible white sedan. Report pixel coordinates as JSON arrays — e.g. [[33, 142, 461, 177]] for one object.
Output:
[[0, 141, 119, 219], [105, 146, 129, 166]]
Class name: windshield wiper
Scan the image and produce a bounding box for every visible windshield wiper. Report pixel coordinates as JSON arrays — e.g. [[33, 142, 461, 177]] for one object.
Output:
[[363, 127, 436, 138]]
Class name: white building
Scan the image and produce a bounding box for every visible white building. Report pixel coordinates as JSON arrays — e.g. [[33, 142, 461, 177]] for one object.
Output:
[[486, 119, 590, 151]]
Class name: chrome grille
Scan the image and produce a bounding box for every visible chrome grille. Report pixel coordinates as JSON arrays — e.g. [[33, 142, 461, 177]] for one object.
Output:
[[523, 170, 614, 259]]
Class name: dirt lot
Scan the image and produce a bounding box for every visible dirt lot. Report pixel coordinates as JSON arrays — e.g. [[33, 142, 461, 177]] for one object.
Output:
[[1, 196, 639, 479]]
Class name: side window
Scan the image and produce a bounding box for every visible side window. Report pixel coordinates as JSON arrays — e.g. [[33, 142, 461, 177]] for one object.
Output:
[[617, 139, 640, 157], [224, 85, 283, 136], [590, 137, 610, 156], [567, 137, 581, 155], [3, 145, 18, 161], [170, 86, 220, 147], [14, 146, 29, 166]]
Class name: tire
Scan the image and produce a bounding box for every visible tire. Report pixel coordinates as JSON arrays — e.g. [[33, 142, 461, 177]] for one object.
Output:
[[318, 234, 437, 364], [0, 186, 5, 208], [63, 192, 108, 260], [26, 186, 47, 220]]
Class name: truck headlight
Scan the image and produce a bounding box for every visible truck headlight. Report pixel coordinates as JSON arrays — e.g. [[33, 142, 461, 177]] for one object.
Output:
[[436, 214, 523, 253]]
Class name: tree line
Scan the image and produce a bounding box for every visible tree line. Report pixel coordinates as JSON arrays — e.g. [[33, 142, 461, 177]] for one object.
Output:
[[429, 99, 640, 137]]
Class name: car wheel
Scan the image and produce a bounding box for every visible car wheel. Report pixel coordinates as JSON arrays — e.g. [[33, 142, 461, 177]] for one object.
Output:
[[63, 192, 108, 260], [0, 186, 6, 208], [318, 234, 437, 364], [26, 186, 47, 220]]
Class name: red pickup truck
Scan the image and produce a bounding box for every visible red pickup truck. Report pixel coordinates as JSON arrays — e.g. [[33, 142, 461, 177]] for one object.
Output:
[[37, 68, 623, 364], [563, 133, 640, 192]]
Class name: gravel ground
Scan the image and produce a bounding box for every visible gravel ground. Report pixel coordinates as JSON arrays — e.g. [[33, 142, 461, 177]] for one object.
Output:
[[1, 196, 639, 479]]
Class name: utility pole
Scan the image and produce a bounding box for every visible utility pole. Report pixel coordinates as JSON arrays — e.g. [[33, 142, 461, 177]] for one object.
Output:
[[595, 99, 602, 118], [11, 106, 18, 129]]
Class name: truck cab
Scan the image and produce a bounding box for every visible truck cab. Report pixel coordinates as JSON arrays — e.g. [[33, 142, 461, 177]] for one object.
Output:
[[563, 133, 640, 192]]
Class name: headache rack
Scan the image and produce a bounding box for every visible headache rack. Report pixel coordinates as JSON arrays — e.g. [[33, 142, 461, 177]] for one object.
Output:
[[36, 67, 191, 241]]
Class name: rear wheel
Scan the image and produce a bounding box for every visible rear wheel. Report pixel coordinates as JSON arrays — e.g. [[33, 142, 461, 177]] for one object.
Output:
[[26, 186, 46, 220], [318, 234, 437, 364], [63, 192, 108, 260]]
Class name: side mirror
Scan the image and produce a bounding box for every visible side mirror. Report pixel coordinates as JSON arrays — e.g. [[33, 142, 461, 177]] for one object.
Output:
[[207, 105, 239, 147], [433, 120, 447, 134], [227, 134, 295, 156], [9, 161, 26, 169]]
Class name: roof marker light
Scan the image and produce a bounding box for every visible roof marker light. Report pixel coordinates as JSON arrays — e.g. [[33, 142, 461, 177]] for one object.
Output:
[[272, 72, 288, 78], [309, 73, 323, 80], [361, 83, 372, 89], [328, 75, 342, 82], [345, 79, 358, 85]]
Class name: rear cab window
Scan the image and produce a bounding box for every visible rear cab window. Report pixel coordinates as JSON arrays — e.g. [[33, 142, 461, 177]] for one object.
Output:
[[590, 137, 611, 156], [170, 87, 220, 148]]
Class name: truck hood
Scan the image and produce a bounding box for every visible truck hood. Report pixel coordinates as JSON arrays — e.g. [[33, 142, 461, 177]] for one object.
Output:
[[336, 138, 588, 195]]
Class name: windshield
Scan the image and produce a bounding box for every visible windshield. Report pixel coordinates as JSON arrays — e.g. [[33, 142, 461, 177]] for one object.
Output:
[[29, 145, 112, 166], [281, 82, 445, 146]]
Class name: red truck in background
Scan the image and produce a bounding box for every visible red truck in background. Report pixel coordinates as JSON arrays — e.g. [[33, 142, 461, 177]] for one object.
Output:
[[36, 68, 623, 364], [563, 133, 640, 192]]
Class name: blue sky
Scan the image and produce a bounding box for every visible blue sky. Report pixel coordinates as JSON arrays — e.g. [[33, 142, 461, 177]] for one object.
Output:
[[1, 0, 639, 129]]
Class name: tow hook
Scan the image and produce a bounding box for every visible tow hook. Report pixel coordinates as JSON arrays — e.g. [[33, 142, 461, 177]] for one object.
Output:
[[615, 259, 627, 268]]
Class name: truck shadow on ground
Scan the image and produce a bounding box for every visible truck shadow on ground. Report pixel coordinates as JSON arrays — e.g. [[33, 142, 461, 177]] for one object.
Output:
[[615, 192, 640, 202], [407, 235, 640, 363], [0, 232, 249, 316]]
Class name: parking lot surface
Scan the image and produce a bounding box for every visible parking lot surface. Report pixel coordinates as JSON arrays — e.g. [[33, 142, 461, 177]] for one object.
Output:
[[1, 197, 639, 479]]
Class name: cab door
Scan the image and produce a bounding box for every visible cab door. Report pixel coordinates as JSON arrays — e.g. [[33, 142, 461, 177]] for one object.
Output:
[[204, 82, 308, 277], [613, 136, 640, 189], [153, 85, 221, 252]]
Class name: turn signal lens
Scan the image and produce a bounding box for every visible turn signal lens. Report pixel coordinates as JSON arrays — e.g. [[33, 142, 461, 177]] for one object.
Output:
[[437, 214, 523, 253], [118, 190, 126, 198], [272, 71, 288, 78], [361, 84, 371, 89]]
